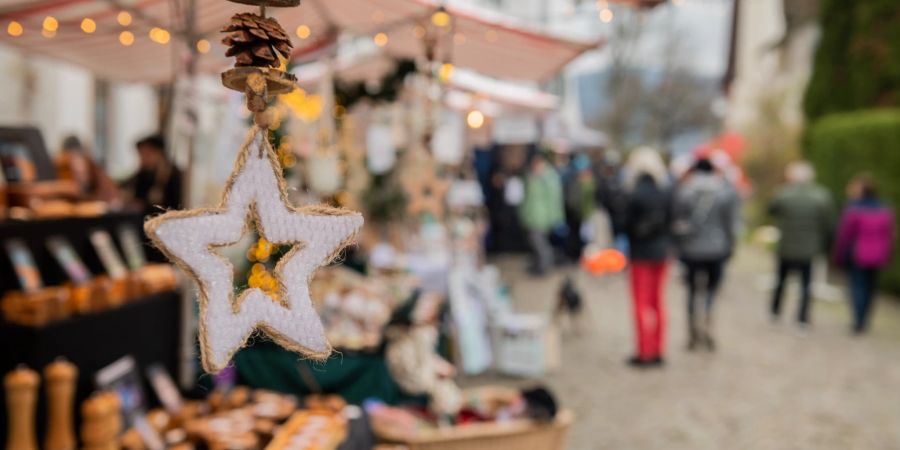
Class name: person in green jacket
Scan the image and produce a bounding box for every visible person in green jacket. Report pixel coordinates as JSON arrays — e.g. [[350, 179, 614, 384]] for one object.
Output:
[[769, 160, 834, 325], [519, 153, 565, 275]]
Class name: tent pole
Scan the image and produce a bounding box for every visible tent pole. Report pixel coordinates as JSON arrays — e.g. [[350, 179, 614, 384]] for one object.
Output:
[[177, 0, 199, 389]]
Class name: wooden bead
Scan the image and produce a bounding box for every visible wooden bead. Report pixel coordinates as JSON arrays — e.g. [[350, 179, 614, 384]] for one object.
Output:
[[253, 110, 275, 129]]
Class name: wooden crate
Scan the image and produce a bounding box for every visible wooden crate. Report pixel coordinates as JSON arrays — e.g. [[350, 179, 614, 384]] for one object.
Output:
[[374, 410, 574, 450]]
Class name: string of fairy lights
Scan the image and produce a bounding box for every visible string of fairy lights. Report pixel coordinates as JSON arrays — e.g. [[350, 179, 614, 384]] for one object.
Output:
[[2, 4, 551, 130], [3, 9, 212, 52], [2, 9, 446, 56]]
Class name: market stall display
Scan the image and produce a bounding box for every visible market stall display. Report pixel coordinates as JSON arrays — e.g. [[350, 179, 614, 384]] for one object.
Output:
[[366, 386, 573, 450], [0, 0, 592, 447], [116, 388, 357, 450], [312, 268, 418, 351], [0, 213, 178, 327]]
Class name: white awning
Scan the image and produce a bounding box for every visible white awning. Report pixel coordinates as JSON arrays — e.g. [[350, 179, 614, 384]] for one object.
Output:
[[0, 0, 599, 83]]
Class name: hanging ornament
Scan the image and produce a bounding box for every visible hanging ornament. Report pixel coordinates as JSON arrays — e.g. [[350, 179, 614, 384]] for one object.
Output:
[[146, 127, 362, 373], [431, 111, 464, 165], [402, 162, 449, 220], [366, 123, 396, 175], [147, 1, 363, 373], [221, 13, 293, 68], [306, 151, 343, 195]]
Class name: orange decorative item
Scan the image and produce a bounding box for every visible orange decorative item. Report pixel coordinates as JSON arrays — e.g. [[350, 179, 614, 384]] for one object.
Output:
[[581, 249, 628, 275]]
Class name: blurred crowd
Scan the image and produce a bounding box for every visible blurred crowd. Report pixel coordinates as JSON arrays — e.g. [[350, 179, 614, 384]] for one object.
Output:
[[512, 146, 896, 369]]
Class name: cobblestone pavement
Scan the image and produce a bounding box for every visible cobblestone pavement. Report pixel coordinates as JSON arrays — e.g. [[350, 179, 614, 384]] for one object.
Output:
[[480, 247, 900, 450]]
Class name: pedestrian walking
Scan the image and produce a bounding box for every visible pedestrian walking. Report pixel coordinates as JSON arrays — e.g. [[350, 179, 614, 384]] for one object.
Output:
[[768, 160, 834, 326], [519, 152, 565, 275], [833, 174, 895, 334], [622, 148, 672, 367], [672, 159, 740, 351], [562, 153, 597, 260]]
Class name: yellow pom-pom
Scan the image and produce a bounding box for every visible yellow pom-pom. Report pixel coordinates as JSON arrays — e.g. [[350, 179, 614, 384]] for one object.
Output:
[[255, 238, 273, 260], [251, 263, 265, 274]]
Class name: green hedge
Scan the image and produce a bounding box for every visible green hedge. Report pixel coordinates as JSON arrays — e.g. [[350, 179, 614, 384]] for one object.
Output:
[[807, 109, 900, 293], [804, 0, 900, 121]]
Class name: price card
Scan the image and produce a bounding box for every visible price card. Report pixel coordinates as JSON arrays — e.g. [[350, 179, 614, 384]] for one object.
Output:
[[90, 229, 128, 279]]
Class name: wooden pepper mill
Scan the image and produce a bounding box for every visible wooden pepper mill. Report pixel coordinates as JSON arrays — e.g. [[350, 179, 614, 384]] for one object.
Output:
[[81, 392, 121, 450], [44, 359, 78, 450], [4, 366, 40, 450]]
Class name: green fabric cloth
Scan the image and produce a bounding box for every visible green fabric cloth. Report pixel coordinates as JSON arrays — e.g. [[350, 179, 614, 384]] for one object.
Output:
[[769, 182, 835, 260], [233, 340, 425, 406], [519, 165, 565, 232]]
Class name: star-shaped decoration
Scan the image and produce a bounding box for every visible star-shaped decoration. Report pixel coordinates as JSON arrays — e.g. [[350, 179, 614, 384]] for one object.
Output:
[[145, 128, 363, 373], [402, 163, 449, 220]]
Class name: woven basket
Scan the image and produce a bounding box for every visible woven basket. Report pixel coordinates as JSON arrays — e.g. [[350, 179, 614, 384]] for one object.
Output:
[[374, 410, 574, 450]]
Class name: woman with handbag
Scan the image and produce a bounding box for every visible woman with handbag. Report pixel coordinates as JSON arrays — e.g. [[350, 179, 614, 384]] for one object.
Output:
[[672, 159, 740, 351]]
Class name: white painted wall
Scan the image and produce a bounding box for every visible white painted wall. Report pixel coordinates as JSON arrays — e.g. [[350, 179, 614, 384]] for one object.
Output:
[[106, 83, 160, 180], [0, 45, 94, 155], [0, 43, 158, 180], [725, 0, 819, 133]]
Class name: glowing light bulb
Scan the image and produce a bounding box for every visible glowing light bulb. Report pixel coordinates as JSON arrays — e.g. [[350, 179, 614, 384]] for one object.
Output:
[[467, 110, 485, 129], [373, 32, 388, 47], [117, 11, 132, 26], [42, 16, 58, 32], [431, 10, 451, 27], [149, 27, 170, 44], [119, 31, 134, 46], [7, 21, 23, 37], [42, 28, 55, 38], [439, 63, 454, 82], [196, 39, 211, 53], [296, 25, 310, 39], [599, 8, 614, 23], [81, 18, 96, 34]]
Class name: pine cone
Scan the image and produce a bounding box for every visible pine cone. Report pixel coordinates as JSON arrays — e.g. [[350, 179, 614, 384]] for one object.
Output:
[[221, 13, 293, 68]]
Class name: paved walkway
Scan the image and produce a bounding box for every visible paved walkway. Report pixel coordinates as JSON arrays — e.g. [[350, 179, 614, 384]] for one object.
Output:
[[481, 247, 900, 450]]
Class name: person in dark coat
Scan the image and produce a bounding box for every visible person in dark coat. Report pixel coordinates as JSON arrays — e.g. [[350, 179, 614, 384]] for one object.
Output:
[[122, 134, 183, 217], [768, 160, 834, 326], [672, 159, 740, 351], [621, 148, 672, 368]]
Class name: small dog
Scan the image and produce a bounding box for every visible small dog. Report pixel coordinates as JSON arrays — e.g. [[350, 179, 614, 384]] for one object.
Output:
[[555, 276, 584, 336]]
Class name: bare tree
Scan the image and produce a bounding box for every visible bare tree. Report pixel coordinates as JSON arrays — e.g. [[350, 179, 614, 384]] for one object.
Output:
[[640, 22, 718, 151], [599, 10, 646, 149], [598, 8, 717, 152]]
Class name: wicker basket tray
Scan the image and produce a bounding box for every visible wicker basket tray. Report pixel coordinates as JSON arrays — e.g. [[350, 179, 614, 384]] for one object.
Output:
[[373, 410, 574, 450]]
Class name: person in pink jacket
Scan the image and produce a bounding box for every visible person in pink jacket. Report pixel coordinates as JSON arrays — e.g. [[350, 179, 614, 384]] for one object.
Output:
[[833, 175, 896, 334]]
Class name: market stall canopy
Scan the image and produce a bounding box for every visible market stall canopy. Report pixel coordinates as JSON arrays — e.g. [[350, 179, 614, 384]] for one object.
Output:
[[284, 0, 600, 81], [0, 0, 598, 83], [293, 49, 559, 112]]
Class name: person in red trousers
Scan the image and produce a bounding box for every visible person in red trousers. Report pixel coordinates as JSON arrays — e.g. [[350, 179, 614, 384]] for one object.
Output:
[[620, 148, 673, 368]]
